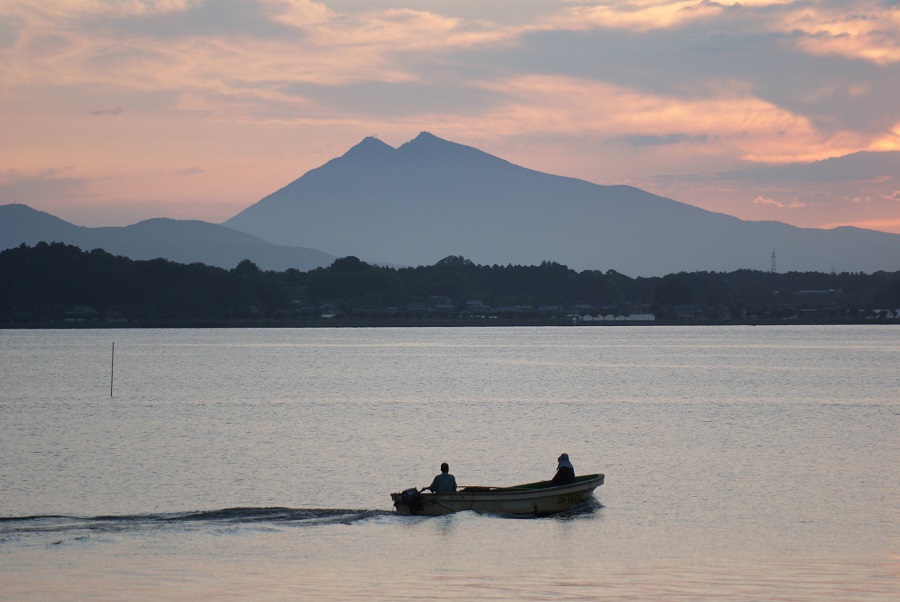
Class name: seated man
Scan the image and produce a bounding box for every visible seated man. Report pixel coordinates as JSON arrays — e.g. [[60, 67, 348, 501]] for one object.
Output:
[[551, 453, 576, 485], [424, 462, 457, 493]]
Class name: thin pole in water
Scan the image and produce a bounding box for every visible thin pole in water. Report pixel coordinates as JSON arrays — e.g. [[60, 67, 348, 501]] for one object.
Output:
[[110, 341, 115, 397]]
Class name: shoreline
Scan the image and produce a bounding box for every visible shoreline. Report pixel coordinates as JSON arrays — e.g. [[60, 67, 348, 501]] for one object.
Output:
[[3, 318, 898, 329]]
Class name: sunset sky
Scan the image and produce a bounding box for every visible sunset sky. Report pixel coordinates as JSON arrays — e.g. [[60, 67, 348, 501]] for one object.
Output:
[[2, 0, 898, 233]]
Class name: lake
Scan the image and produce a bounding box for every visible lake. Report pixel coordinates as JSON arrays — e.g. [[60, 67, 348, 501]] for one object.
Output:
[[1, 326, 897, 600]]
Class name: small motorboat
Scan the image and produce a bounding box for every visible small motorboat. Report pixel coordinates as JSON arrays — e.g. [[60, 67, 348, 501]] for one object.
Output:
[[391, 473, 604, 516]]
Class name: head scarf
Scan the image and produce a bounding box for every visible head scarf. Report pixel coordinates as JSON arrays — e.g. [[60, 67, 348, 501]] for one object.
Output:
[[557, 453, 573, 470]]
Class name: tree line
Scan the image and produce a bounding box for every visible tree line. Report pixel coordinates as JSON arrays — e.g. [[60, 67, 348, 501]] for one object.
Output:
[[1, 242, 898, 325]]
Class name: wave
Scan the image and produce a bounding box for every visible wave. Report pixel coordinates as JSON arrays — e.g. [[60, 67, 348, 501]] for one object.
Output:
[[0, 507, 392, 540], [1, 500, 601, 543]]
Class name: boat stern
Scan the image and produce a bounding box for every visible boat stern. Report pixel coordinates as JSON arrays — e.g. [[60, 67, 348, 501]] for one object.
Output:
[[391, 487, 423, 515]]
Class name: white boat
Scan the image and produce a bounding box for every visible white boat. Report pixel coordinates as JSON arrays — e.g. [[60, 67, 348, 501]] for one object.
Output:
[[391, 473, 604, 516]]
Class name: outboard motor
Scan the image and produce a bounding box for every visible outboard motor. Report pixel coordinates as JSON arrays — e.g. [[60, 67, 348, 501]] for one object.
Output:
[[399, 487, 423, 515]]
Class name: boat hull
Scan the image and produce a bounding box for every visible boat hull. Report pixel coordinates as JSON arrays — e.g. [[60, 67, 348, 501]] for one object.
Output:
[[391, 474, 604, 516]]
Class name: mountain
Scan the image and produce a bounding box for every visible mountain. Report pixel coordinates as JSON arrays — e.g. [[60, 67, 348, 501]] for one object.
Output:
[[0, 204, 335, 271], [224, 132, 900, 276]]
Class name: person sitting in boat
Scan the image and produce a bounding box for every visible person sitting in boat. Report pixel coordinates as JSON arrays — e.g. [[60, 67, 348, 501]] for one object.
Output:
[[552, 453, 576, 485], [423, 462, 457, 493]]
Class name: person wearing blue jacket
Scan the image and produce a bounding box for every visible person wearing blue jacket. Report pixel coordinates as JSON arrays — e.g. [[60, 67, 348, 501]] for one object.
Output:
[[552, 453, 576, 485]]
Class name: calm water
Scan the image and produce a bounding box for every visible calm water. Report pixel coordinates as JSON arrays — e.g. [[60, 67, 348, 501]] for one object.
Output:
[[1, 326, 897, 600]]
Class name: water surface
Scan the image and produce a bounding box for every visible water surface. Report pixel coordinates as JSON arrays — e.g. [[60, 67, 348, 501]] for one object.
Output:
[[1, 326, 897, 600]]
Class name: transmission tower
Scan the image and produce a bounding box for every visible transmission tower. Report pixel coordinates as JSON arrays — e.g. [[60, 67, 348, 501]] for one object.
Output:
[[770, 249, 777, 274]]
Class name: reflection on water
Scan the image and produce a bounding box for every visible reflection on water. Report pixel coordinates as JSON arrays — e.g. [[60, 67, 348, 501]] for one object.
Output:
[[1, 326, 897, 600]]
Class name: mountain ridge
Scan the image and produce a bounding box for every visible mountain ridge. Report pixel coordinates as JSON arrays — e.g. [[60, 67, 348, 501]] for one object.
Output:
[[224, 132, 900, 275], [0, 204, 336, 271], [4, 133, 899, 276]]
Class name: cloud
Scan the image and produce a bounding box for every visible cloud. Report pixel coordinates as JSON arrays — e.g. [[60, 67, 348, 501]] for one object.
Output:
[[618, 132, 709, 147], [716, 151, 900, 182], [178, 167, 205, 176], [89, 107, 123, 116], [1, 0, 519, 112], [782, 1, 900, 65], [510, 6, 899, 137], [846, 184, 900, 205], [280, 79, 501, 118], [0, 168, 89, 202], [471, 74, 858, 162], [75, 0, 322, 40], [753, 195, 810, 209], [548, 0, 900, 69], [6, 1, 896, 142], [552, 0, 732, 32], [324, 0, 558, 23], [0, 13, 22, 49]]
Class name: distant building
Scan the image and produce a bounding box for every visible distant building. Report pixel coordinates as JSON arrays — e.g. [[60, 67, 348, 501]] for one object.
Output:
[[64, 305, 100, 322]]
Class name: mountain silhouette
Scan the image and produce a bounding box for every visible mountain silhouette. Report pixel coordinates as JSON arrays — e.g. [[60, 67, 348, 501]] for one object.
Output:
[[5, 133, 899, 276], [224, 132, 900, 275], [0, 204, 335, 271]]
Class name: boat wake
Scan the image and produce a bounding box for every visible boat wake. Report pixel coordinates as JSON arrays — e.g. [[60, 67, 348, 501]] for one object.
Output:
[[0, 507, 393, 543], [1, 499, 603, 545]]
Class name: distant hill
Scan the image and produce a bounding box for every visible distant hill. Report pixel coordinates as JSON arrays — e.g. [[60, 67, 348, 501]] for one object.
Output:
[[0, 204, 335, 271], [224, 132, 900, 276]]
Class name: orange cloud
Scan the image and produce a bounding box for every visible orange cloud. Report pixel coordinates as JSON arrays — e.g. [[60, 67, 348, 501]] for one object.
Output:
[[552, 0, 724, 32], [845, 186, 900, 205], [315, 8, 510, 50], [781, 3, 900, 64], [869, 123, 900, 152], [551, 0, 797, 32], [0, 0, 516, 100], [470, 75, 873, 166], [753, 195, 810, 209], [550, 1, 900, 66]]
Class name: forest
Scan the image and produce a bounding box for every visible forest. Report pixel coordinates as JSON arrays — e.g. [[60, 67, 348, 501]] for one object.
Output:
[[1, 242, 898, 326]]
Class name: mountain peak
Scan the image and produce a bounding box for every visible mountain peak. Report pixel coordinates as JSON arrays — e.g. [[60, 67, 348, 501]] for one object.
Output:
[[412, 131, 440, 142], [342, 135, 396, 159], [1, 203, 55, 218], [0, 203, 73, 228], [401, 131, 456, 151], [397, 131, 516, 173]]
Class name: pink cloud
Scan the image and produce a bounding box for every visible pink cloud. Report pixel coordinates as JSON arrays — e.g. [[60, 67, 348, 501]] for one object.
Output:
[[784, 4, 900, 65], [753, 195, 810, 209], [551, 0, 727, 32], [846, 186, 900, 205]]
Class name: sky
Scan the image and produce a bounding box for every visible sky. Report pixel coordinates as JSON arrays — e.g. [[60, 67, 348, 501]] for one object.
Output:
[[1, 0, 899, 233]]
